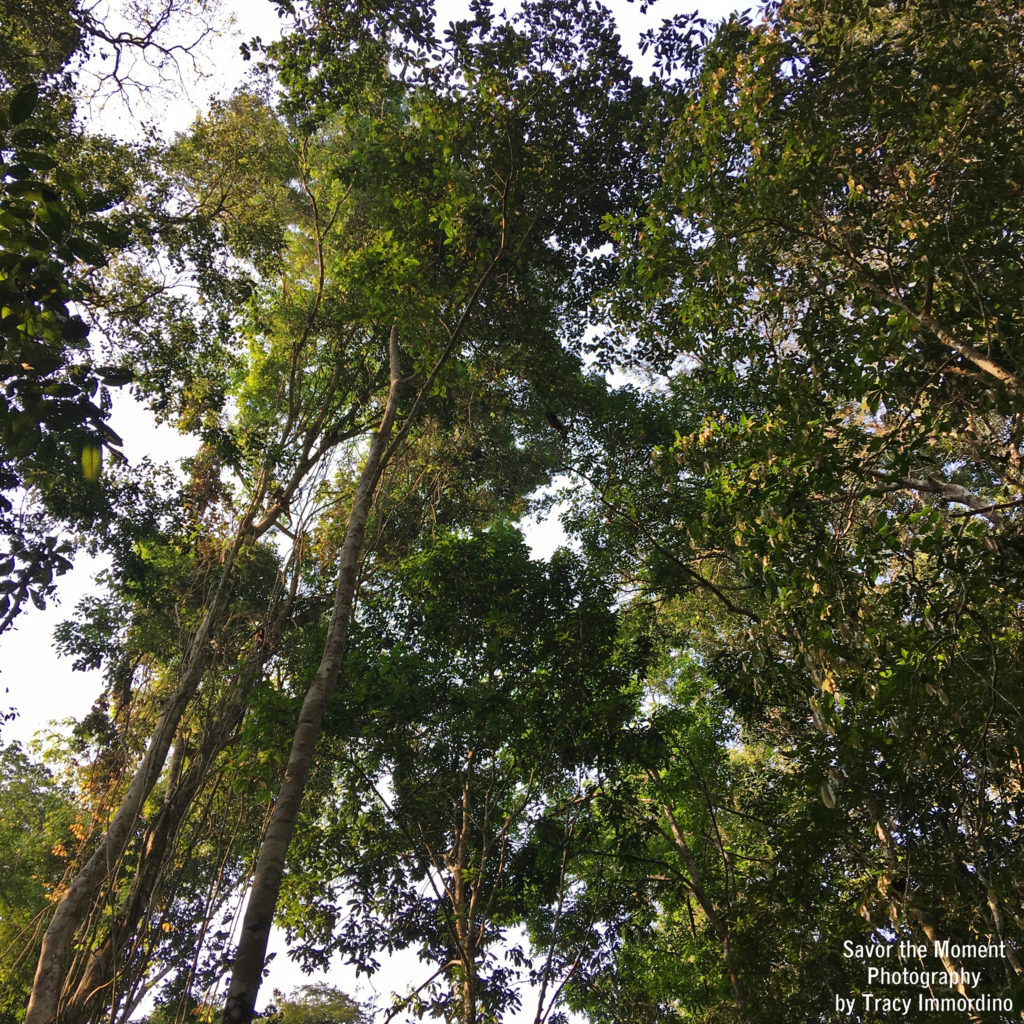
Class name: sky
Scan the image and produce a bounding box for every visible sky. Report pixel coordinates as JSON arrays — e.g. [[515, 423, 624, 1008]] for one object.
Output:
[[1, 0, 747, 1016]]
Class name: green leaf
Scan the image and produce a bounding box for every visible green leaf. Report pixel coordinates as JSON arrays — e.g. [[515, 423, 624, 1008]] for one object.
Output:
[[17, 152, 57, 172], [67, 237, 108, 266], [97, 366, 134, 386], [8, 84, 38, 126], [10, 127, 56, 148], [81, 443, 102, 482]]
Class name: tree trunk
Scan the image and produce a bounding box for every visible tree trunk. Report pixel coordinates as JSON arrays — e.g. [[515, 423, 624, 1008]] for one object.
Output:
[[24, 536, 248, 1024], [61, 587, 294, 1024], [659, 801, 749, 1022], [222, 324, 406, 1023], [870, 810, 985, 1024], [61, 689, 249, 1023]]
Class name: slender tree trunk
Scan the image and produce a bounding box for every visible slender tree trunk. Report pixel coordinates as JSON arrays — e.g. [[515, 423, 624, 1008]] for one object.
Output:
[[61, 586, 294, 1024], [24, 535, 249, 1024], [460, 974, 477, 1024], [453, 764, 479, 1024], [983, 880, 1023, 978], [659, 801, 749, 1022], [61, 692, 249, 1023], [223, 324, 406, 1023], [869, 810, 986, 1024]]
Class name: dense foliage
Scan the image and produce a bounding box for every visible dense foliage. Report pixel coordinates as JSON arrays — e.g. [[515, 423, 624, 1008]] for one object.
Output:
[[2, 0, 1023, 1022]]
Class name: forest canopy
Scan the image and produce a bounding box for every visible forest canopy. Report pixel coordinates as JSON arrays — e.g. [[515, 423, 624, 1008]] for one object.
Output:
[[1, 0, 1023, 1022]]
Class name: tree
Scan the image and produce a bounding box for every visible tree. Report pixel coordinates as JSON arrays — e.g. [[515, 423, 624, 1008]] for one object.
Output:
[[0, 0, 230, 637], [559, 0, 1024, 1017], [13, 0, 1024, 1021], [0, 77, 133, 633], [268, 983, 368, 1024], [20, 2, 647, 1020], [0, 742, 77, 1024], [219, 2, 645, 1019], [276, 524, 642, 1023]]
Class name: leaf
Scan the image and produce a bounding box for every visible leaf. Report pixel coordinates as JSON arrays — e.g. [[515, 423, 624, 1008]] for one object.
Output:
[[18, 152, 58, 172], [81, 443, 102, 482], [10, 127, 56, 148], [97, 366, 134, 386], [85, 219, 129, 247], [5, 180, 58, 200], [9, 84, 38, 126], [68, 237, 108, 265]]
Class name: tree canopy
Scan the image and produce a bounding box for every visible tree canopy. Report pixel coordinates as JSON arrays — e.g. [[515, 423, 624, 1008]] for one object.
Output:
[[2, 0, 1024, 1022]]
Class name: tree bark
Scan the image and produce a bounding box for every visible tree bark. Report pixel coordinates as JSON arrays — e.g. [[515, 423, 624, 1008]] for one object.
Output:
[[61, 688, 249, 1022], [222, 324, 406, 1023], [60, 584, 295, 1024], [24, 533, 248, 1024], [869, 812, 985, 1024], [659, 801, 749, 1022]]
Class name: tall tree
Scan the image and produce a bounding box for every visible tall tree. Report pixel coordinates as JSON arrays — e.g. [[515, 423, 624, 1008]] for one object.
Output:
[[20, 1, 647, 1020], [277, 525, 642, 1023], [559, 0, 1024, 1016], [17, 0, 1024, 1021], [223, 1, 644, 1016]]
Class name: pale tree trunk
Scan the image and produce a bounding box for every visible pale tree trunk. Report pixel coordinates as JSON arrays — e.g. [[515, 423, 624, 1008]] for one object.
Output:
[[658, 799, 749, 1023], [62, 677, 250, 1022], [24, 532, 249, 1024], [453, 762, 480, 1024], [870, 813, 987, 1024], [61, 582, 295, 1024], [222, 324, 406, 1023], [24, 387, 346, 1024], [982, 878, 1024, 979]]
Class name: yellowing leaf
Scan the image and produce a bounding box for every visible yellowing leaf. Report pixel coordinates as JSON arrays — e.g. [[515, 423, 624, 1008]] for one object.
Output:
[[82, 444, 102, 482]]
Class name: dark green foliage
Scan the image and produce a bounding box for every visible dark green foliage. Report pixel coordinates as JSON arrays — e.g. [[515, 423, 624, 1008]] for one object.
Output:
[[280, 524, 644, 1019], [0, 63, 133, 631], [0, 0, 82, 87], [555, 0, 1024, 1019], [6, 1, 1024, 1022]]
